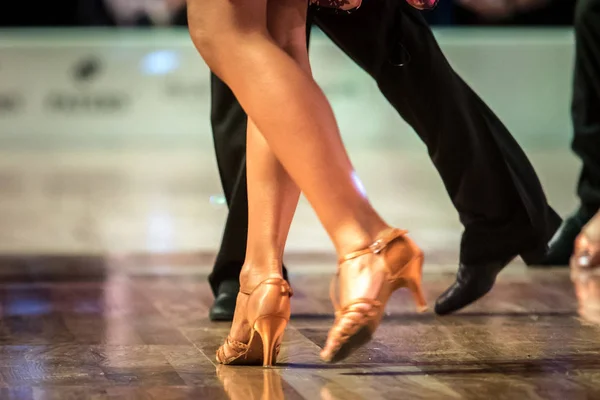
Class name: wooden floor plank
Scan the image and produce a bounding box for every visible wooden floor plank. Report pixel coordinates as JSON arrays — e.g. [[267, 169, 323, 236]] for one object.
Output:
[[0, 260, 595, 398]]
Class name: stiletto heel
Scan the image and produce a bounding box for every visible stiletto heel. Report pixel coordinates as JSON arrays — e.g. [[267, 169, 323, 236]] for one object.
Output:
[[216, 278, 292, 367], [405, 257, 428, 312], [321, 228, 426, 363], [409, 283, 428, 313], [254, 316, 288, 367]]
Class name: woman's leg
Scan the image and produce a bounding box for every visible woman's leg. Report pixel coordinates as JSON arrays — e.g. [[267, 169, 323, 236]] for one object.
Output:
[[216, 0, 313, 363], [217, 6, 306, 361], [187, 0, 387, 257], [189, 0, 423, 363], [241, 0, 311, 289], [243, 120, 300, 285], [219, 117, 300, 362]]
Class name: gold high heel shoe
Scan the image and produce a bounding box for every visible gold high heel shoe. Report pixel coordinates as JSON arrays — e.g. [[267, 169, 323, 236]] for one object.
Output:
[[320, 228, 426, 363], [216, 278, 293, 367]]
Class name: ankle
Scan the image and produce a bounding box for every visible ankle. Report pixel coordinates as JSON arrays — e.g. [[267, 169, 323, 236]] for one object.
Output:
[[239, 261, 284, 290], [333, 222, 391, 256]]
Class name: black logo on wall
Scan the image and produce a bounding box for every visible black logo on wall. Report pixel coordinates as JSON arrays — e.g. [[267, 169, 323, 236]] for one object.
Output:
[[0, 63, 23, 114], [73, 57, 102, 82], [0, 93, 22, 113], [45, 57, 130, 114]]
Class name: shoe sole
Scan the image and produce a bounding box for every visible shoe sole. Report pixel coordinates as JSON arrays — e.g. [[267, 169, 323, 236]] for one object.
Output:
[[324, 326, 372, 364]]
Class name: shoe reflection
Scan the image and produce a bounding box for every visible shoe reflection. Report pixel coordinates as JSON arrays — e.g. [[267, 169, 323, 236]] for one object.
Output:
[[320, 385, 361, 400], [217, 365, 284, 400], [217, 365, 361, 400]]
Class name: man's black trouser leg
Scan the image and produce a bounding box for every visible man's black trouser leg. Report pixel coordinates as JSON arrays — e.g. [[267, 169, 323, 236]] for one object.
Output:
[[313, 0, 561, 265], [207, 73, 252, 295]]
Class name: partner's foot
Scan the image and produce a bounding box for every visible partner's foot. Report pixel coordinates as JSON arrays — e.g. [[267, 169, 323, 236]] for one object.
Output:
[[209, 280, 239, 322]]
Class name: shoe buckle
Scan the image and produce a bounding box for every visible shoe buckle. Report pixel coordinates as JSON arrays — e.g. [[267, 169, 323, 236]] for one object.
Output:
[[369, 239, 385, 254]]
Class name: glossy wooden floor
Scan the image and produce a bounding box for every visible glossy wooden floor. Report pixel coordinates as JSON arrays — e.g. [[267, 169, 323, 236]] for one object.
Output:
[[0, 259, 598, 400], [0, 143, 590, 399]]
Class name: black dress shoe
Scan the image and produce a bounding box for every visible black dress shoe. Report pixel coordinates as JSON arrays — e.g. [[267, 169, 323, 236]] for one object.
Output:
[[434, 259, 509, 315], [434, 246, 547, 315], [538, 215, 587, 267], [209, 280, 240, 322]]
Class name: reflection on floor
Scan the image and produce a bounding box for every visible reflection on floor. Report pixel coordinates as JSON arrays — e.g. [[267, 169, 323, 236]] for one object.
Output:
[[0, 260, 598, 399], [0, 122, 589, 399]]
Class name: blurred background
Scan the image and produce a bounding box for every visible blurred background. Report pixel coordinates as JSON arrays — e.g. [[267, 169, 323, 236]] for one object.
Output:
[[0, 0, 580, 270]]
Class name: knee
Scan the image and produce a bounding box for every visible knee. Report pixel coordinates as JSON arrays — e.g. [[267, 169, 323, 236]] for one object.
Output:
[[189, 24, 253, 79], [189, 24, 219, 68], [186, 6, 235, 73], [277, 33, 307, 59], [188, 13, 268, 77], [267, 0, 308, 55], [268, 24, 305, 55]]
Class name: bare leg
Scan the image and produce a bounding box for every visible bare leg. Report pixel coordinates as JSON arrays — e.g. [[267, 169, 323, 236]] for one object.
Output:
[[191, 0, 423, 363], [188, 0, 388, 257], [220, 119, 301, 356], [216, 3, 304, 361], [243, 119, 300, 283]]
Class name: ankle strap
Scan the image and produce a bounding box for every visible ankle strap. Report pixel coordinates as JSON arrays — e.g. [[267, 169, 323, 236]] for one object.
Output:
[[239, 278, 293, 298], [338, 229, 408, 264], [330, 228, 408, 312]]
